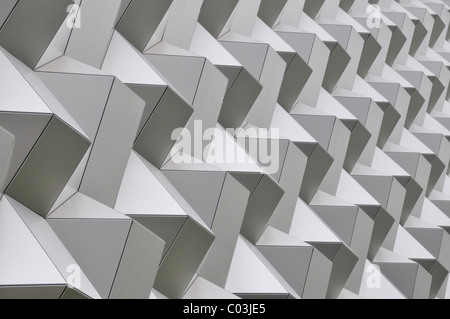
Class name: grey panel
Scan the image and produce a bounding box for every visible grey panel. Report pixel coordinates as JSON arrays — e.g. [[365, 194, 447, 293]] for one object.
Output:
[[422, 260, 447, 299], [186, 58, 227, 139], [0, 0, 449, 301], [6, 116, 90, 217], [37, 72, 114, 140], [386, 26, 407, 66], [299, 144, 334, 203], [397, 71, 424, 90], [268, 139, 290, 184], [132, 215, 187, 261], [353, 176, 393, 209], [425, 155, 445, 196], [163, 170, 226, 228], [407, 228, 443, 258], [0, 0, 18, 30], [311, 205, 358, 246], [199, 173, 250, 287], [198, 0, 240, 38], [8, 195, 102, 299], [430, 13, 445, 48], [306, 242, 340, 265], [220, 42, 268, 81], [134, 87, 193, 168], [257, 0, 288, 27], [240, 175, 285, 244], [183, 276, 240, 299], [336, 97, 371, 124], [295, 142, 317, 159], [110, 221, 164, 299], [0, 285, 66, 299], [410, 19, 427, 56], [217, 65, 242, 96], [128, 84, 167, 135], [358, 34, 382, 78], [401, 178, 423, 225], [60, 287, 90, 299], [147, 55, 205, 105], [80, 79, 145, 207], [154, 217, 215, 299], [345, 210, 375, 292], [65, 0, 122, 68], [258, 245, 313, 297], [428, 76, 445, 113], [243, 47, 285, 125], [278, 51, 296, 69], [414, 134, 442, 157], [0, 197, 66, 286], [438, 232, 450, 271], [0, 125, 14, 194], [339, 0, 354, 12], [236, 134, 288, 181], [269, 143, 307, 232], [375, 105, 400, 138], [343, 121, 371, 172], [412, 262, 433, 299], [230, 173, 263, 197], [322, 24, 353, 49], [276, 32, 316, 64], [0, 0, 72, 68], [115, 0, 132, 25], [293, 115, 336, 150], [278, 53, 312, 112], [322, 42, 351, 93], [326, 244, 358, 299], [303, 0, 326, 19], [377, 262, 419, 299], [303, 248, 332, 299], [370, 80, 403, 106], [218, 66, 262, 129], [367, 207, 395, 260], [422, 61, 444, 79], [0, 112, 52, 190], [48, 218, 132, 299], [116, 0, 174, 51], [386, 152, 421, 178]]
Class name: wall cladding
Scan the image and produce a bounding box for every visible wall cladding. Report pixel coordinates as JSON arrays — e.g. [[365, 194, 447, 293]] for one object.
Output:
[[1, 0, 450, 299]]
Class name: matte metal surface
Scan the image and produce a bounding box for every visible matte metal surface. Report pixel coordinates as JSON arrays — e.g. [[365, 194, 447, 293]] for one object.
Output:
[[0, 126, 14, 194], [154, 217, 215, 298], [134, 87, 193, 168], [218, 66, 262, 128], [80, 79, 144, 207], [116, 0, 174, 51], [0, 0, 72, 68], [48, 218, 132, 299], [199, 173, 250, 287], [0, 0, 450, 300], [198, 0, 240, 38], [65, 0, 122, 68], [240, 174, 284, 244], [0, 197, 66, 286], [110, 221, 164, 299], [6, 116, 90, 217]]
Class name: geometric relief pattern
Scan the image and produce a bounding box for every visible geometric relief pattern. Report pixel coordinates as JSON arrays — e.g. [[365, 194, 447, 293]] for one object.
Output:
[[1, 0, 450, 299]]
